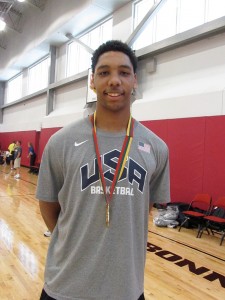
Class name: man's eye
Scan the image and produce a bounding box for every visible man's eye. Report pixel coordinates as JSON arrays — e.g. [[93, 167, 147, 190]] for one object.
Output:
[[120, 71, 130, 76], [98, 71, 109, 76]]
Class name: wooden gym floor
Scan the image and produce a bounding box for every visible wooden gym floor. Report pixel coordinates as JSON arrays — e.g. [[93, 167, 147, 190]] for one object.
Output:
[[0, 164, 224, 300]]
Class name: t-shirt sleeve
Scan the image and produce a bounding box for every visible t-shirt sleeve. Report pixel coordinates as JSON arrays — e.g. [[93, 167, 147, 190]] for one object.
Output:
[[149, 141, 170, 205], [36, 138, 64, 202]]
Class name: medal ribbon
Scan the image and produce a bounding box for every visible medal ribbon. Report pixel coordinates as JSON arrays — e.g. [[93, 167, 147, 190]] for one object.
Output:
[[90, 111, 134, 213]]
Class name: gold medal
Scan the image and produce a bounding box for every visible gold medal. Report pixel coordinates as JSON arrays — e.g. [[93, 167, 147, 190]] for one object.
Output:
[[106, 203, 110, 227]]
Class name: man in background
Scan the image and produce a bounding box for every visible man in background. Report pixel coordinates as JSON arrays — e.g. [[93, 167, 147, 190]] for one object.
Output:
[[27, 142, 36, 173], [14, 141, 22, 179], [8, 140, 15, 170]]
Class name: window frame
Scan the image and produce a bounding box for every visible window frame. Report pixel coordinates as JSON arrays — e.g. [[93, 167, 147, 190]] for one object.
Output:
[[66, 17, 113, 78]]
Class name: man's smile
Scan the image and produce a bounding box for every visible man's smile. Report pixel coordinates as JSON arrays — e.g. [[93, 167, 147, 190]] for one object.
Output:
[[106, 93, 123, 97], [104, 90, 125, 97]]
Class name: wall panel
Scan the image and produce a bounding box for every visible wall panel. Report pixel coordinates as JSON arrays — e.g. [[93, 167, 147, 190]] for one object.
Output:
[[141, 116, 225, 203], [203, 116, 225, 202], [38, 127, 61, 161], [167, 117, 205, 202]]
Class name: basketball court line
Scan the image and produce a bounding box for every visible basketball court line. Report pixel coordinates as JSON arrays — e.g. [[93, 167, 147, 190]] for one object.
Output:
[[149, 229, 225, 262]]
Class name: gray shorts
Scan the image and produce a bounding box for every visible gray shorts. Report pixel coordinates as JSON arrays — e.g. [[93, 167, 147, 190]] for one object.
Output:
[[14, 157, 21, 168]]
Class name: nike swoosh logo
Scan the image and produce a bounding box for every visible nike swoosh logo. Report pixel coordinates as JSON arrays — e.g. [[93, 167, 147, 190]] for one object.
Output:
[[74, 140, 88, 147]]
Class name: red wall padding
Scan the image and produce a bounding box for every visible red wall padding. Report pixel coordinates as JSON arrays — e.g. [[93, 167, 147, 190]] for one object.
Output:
[[167, 118, 206, 202], [142, 116, 225, 203], [38, 127, 61, 161], [203, 116, 225, 202], [1, 116, 225, 203]]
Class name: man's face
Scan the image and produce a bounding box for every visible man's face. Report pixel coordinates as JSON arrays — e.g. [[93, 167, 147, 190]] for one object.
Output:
[[90, 51, 137, 113]]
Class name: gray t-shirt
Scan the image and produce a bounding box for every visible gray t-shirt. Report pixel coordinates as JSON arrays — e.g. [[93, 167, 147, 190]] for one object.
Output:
[[36, 117, 170, 300]]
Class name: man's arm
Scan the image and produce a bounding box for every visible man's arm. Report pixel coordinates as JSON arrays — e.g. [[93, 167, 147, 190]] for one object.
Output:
[[149, 203, 153, 213], [39, 200, 61, 233]]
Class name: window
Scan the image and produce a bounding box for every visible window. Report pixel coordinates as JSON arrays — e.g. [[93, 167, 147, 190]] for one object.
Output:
[[133, 0, 155, 28], [133, 0, 225, 50], [6, 74, 22, 103], [133, 0, 156, 49], [207, 0, 225, 21], [67, 18, 112, 77], [28, 57, 50, 94], [155, 0, 177, 42], [178, 0, 205, 33]]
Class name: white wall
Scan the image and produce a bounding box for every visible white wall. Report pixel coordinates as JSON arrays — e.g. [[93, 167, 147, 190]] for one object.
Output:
[[133, 32, 225, 120], [1, 1, 225, 132], [41, 80, 88, 128], [1, 95, 46, 132]]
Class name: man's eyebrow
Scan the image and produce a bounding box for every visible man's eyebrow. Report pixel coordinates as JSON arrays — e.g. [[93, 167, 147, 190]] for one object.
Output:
[[96, 65, 109, 71], [96, 64, 132, 71]]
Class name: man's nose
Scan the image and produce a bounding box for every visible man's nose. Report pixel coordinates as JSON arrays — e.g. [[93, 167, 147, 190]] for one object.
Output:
[[108, 73, 121, 86]]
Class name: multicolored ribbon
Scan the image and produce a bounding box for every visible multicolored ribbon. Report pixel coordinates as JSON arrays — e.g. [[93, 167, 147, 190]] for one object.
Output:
[[90, 111, 134, 226]]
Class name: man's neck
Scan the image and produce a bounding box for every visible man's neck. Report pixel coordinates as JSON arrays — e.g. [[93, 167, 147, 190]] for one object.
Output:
[[94, 110, 131, 132]]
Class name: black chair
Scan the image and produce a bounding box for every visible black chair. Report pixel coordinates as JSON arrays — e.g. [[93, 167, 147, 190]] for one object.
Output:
[[197, 196, 225, 246]]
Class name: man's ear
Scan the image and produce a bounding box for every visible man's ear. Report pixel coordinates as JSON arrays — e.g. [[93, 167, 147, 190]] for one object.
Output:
[[90, 73, 96, 91], [133, 73, 138, 90]]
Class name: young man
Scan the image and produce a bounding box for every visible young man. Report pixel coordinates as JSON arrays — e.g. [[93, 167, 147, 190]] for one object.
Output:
[[14, 140, 22, 179], [36, 40, 170, 300], [27, 142, 36, 173], [8, 140, 16, 170]]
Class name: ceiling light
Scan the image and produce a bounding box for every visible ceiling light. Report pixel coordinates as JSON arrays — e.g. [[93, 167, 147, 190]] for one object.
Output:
[[17, 0, 25, 2], [0, 18, 6, 31]]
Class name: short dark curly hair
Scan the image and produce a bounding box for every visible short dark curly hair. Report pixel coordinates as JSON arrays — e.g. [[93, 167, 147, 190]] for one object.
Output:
[[91, 40, 138, 73]]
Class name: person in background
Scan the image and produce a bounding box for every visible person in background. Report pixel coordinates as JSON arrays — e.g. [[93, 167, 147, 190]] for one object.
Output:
[[8, 141, 16, 170], [36, 40, 170, 300], [0, 149, 4, 165], [14, 141, 22, 179], [27, 142, 36, 173]]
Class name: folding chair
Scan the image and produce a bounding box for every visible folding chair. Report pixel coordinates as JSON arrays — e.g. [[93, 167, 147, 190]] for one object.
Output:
[[197, 196, 225, 246], [178, 193, 212, 233]]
